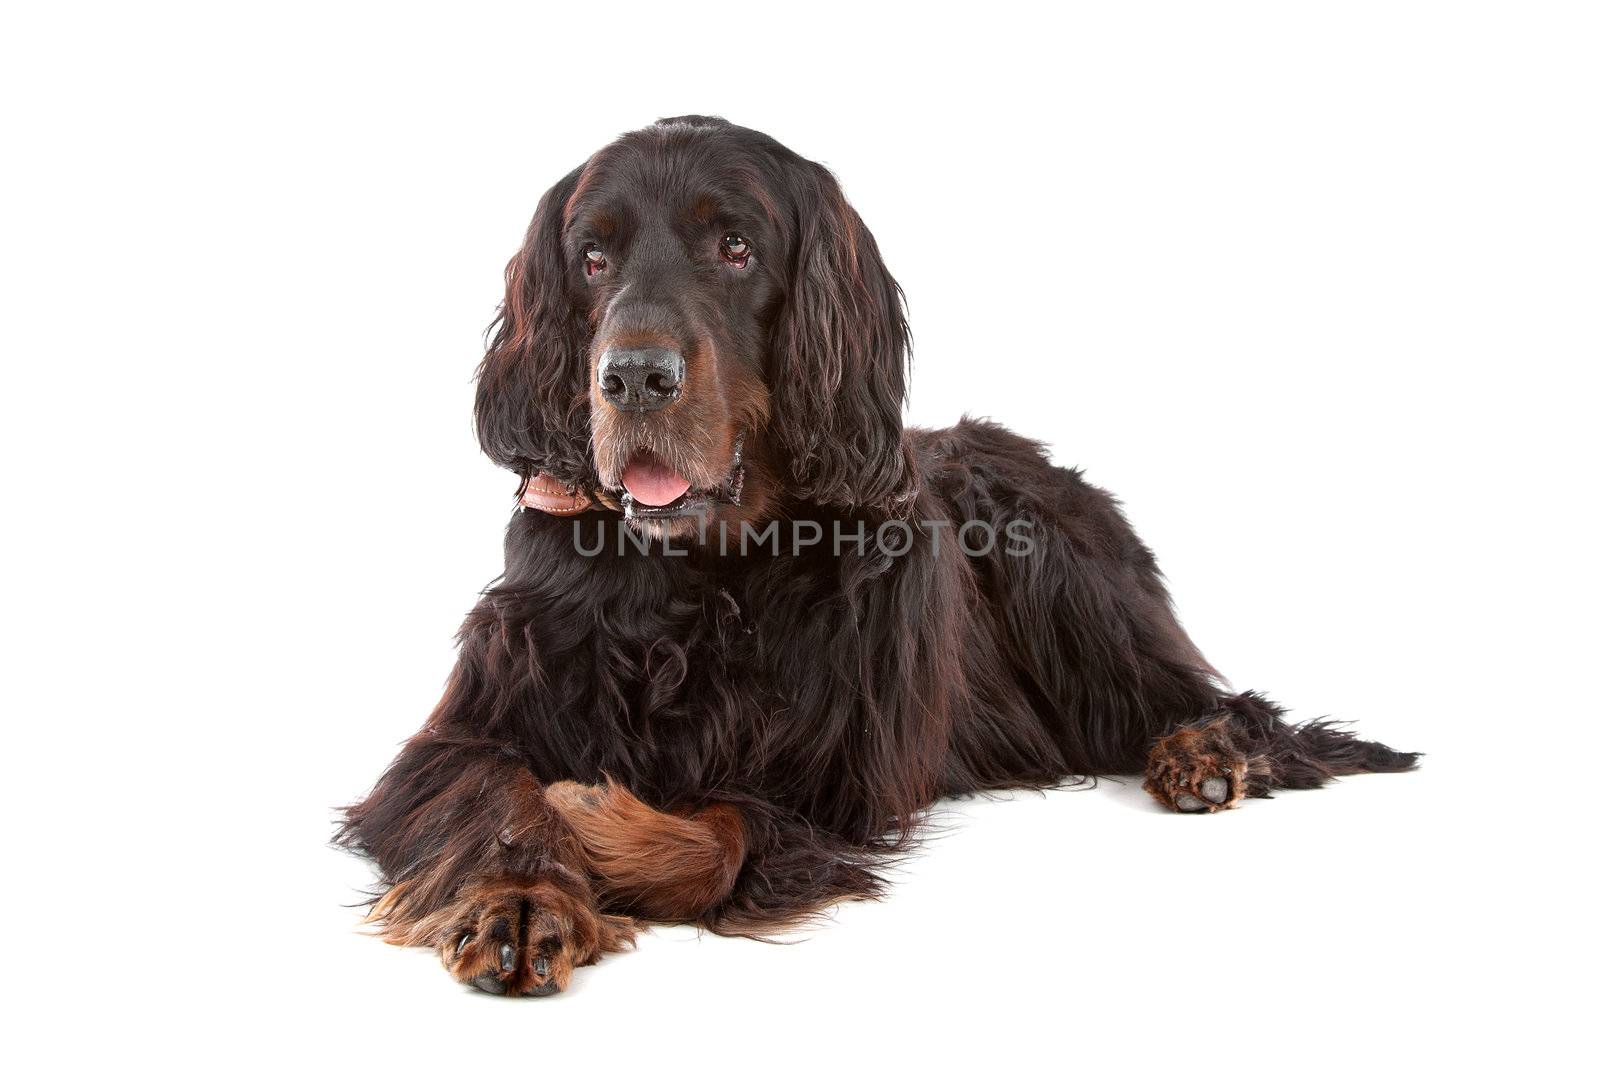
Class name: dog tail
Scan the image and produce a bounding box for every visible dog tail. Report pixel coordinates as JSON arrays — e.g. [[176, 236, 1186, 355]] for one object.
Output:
[[1222, 691, 1421, 791]]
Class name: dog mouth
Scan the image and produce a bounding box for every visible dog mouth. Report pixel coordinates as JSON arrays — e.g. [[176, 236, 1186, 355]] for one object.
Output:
[[615, 437, 745, 522], [620, 452, 698, 515]]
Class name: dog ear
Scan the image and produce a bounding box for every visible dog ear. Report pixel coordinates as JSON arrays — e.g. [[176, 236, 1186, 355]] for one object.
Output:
[[474, 166, 593, 487], [769, 162, 913, 512]]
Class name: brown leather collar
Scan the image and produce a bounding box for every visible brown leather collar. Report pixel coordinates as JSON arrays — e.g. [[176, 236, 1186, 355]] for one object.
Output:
[[518, 472, 599, 515]]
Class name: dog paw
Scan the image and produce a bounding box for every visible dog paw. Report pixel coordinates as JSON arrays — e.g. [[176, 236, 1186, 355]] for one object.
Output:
[[437, 878, 635, 997], [1144, 717, 1249, 814]]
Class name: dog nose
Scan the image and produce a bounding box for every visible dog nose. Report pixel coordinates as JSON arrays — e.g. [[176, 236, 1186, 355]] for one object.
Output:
[[597, 347, 684, 411]]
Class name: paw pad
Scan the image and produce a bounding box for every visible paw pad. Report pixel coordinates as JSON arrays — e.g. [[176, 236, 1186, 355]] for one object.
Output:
[[1172, 775, 1231, 812]]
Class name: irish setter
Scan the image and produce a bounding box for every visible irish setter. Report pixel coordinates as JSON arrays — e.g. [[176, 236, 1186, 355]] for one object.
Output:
[[338, 115, 1418, 996]]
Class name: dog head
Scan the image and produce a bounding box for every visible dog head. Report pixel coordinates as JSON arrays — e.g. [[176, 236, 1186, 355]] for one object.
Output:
[[475, 116, 912, 539]]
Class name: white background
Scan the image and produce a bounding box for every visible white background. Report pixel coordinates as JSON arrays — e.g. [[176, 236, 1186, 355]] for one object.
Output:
[[3, 2, 1595, 1063]]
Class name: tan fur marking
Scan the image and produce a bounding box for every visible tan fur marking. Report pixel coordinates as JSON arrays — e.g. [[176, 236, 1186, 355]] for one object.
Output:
[[546, 778, 747, 921]]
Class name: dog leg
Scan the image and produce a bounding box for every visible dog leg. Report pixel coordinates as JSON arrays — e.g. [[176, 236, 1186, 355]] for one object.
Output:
[[545, 779, 747, 921], [341, 743, 636, 996]]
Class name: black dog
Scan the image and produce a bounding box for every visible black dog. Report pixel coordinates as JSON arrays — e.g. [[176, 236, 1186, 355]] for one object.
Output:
[[339, 115, 1417, 997]]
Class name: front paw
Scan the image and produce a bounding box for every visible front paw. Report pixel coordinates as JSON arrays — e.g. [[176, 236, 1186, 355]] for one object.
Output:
[[437, 878, 635, 997]]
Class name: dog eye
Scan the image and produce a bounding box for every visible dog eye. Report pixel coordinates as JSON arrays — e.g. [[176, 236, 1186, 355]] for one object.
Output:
[[583, 243, 607, 276], [720, 234, 750, 268]]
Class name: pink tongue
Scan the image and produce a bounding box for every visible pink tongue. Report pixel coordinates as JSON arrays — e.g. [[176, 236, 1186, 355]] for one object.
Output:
[[621, 455, 692, 507]]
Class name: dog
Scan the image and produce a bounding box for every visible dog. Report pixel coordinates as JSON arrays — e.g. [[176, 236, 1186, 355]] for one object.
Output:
[[338, 115, 1418, 997]]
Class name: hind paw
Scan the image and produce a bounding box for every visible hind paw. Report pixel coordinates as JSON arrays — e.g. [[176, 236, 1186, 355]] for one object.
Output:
[[1144, 717, 1250, 814]]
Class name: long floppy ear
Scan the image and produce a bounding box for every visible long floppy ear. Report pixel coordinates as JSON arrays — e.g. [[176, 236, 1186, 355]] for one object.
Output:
[[769, 162, 913, 511], [474, 166, 594, 488]]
